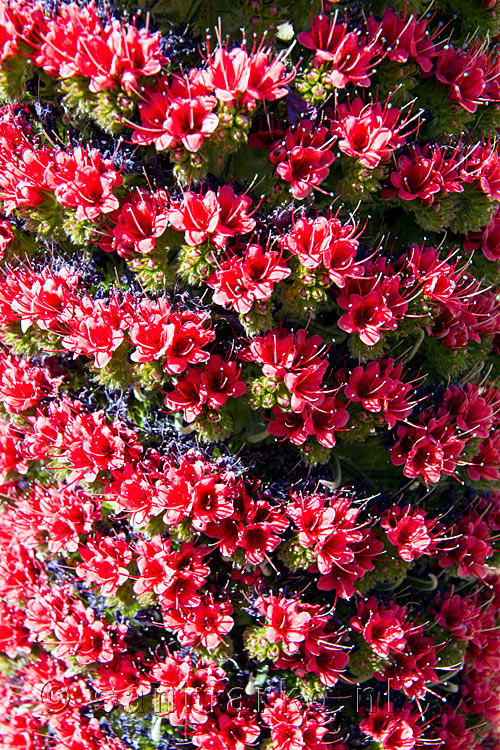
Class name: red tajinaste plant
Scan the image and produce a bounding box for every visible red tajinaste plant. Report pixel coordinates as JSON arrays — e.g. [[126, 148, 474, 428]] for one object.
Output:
[[0, 0, 500, 749]]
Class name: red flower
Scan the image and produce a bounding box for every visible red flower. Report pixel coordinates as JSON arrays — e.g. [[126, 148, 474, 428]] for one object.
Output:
[[208, 244, 290, 314], [192, 709, 260, 750], [399, 243, 460, 304], [131, 71, 212, 150], [201, 45, 251, 105], [164, 311, 215, 374], [268, 406, 314, 445], [36, 2, 102, 79], [37, 3, 166, 93], [439, 383, 494, 439], [158, 659, 226, 728], [94, 653, 152, 710], [1, 266, 80, 332], [191, 474, 235, 531], [279, 215, 332, 270], [439, 511, 493, 578], [235, 498, 288, 564], [262, 694, 335, 750], [381, 505, 440, 561], [276, 144, 335, 199], [284, 366, 326, 413], [337, 288, 393, 345], [367, 9, 437, 71], [47, 146, 122, 220], [18, 482, 101, 553], [203, 39, 294, 107], [212, 186, 256, 247], [246, 44, 296, 103], [61, 295, 133, 368], [241, 328, 328, 377], [429, 709, 477, 750], [76, 534, 132, 596], [469, 145, 500, 200], [240, 244, 291, 301], [337, 260, 408, 345], [208, 261, 253, 314], [388, 148, 444, 204], [0, 0, 46, 64], [343, 359, 416, 428], [360, 703, 421, 750], [111, 189, 169, 255], [200, 355, 246, 408], [108, 23, 167, 95], [391, 416, 466, 484], [430, 592, 482, 642], [468, 433, 500, 482], [165, 367, 206, 422], [298, 16, 377, 87], [279, 213, 361, 287], [256, 593, 312, 654], [129, 298, 173, 363], [179, 594, 234, 649], [0, 601, 30, 658], [130, 303, 214, 371], [379, 628, 438, 698], [271, 120, 335, 199], [168, 189, 220, 245], [434, 45, 497, 113], [0, 353, 61, 413], [351, 597, 407, 657], [162, 95, 219, 152], [331, 97, 409, 168], [309, 396, 350, 448]]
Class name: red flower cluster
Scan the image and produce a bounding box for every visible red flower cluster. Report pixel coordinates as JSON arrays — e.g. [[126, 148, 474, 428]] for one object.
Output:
[[360, 703, 423, 750], [0, 351, 61, 412], [256, 593, 350, 686], [338, 358, 416, 428], [23, 397, 142, 483], [381, 505, 444, 562], [262, 694, 337, 750], [165, 354, 246, 421], [0, 0, 47, 65], [99, 188, 170, 258], [4, 1, 167, 97], [300, 9, 500, 116], [0, 110, 121, 221], [168, 186, 256, 249], [207, 243, 290, 313], [286, 491, 383, 598], [256, 119, 336, 198], [439, 496, 500, 578], [17, 482, 101, 553], [336, 258, 409, 345], [385, 142, 500, 205], [392, 382, 499, 483], [2, 2, 500, 749], [0, 375, 498, 748], [153, 652, 227, 729], [298, 15, 379, 88], [132, 37, 294, 155], [277, 212, 361, 287], [0, 267, 215, 373], [330, 97, 412, 168], [243, 328, 350, 448], [351, 597, 408, 658]]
